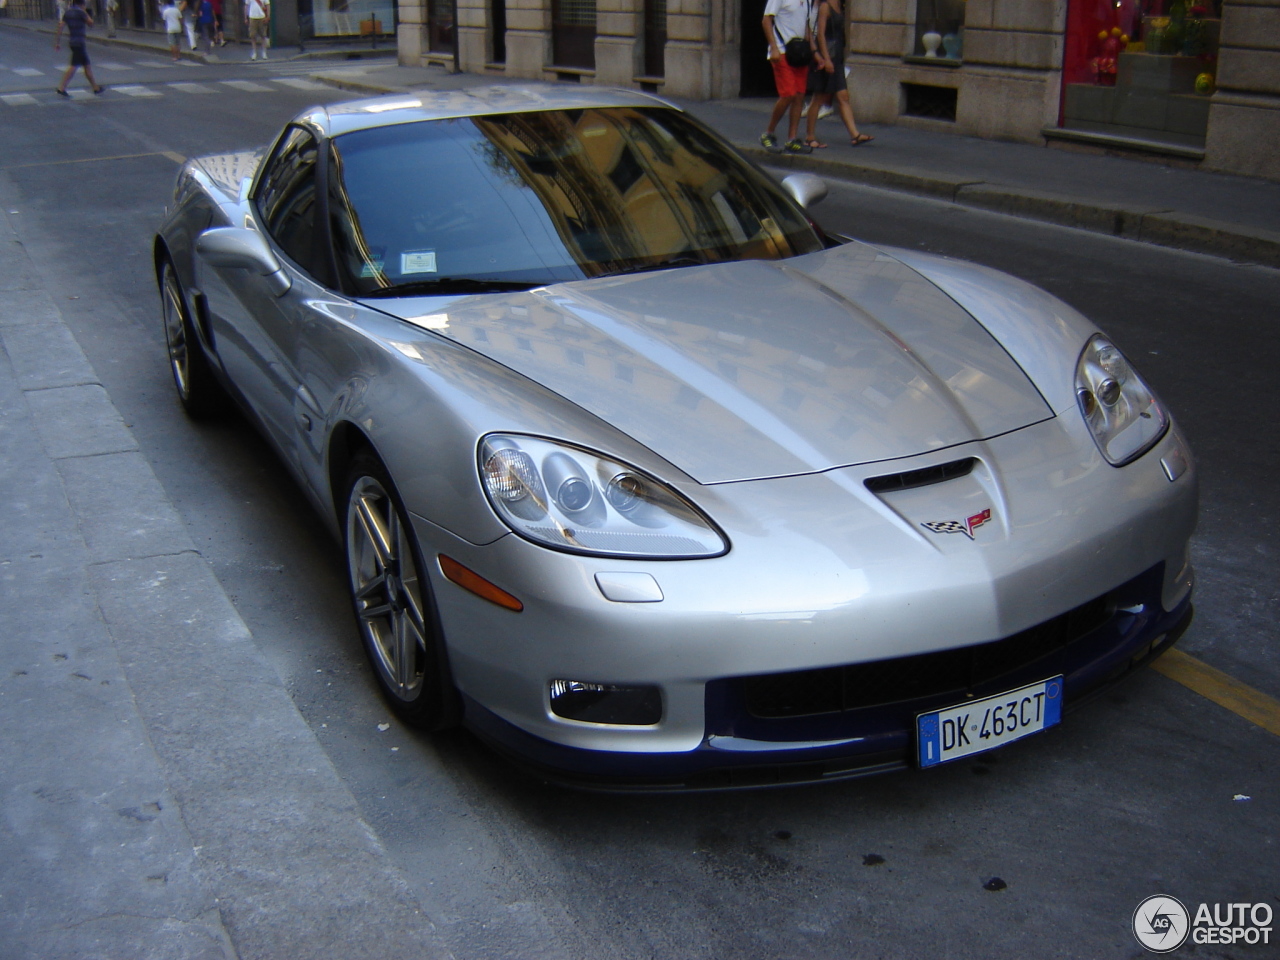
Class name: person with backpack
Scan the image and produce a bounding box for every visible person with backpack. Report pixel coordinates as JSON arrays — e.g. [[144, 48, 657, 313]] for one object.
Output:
[[760, 0, 815, 155], [53, 0, 104, 97]]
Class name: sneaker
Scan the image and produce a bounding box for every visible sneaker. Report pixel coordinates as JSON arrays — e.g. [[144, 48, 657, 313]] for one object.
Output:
[[760, 132, 779, 151], [251, 52, 257, 60], [54, 88, 69, 98], [818, 105, 834, 120], [783, 139, 812, 154], [92, 86, 105, 95]]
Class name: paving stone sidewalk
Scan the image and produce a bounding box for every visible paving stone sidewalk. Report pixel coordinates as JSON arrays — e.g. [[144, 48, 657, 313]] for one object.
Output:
[[0, 205, 454, 958]]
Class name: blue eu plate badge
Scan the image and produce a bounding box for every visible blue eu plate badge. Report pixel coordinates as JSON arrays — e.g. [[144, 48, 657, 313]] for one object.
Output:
[[918, 676, 1063, 767]]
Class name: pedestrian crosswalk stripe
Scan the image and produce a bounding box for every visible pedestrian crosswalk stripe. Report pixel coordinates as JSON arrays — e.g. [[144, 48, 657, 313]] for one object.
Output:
[[67, 89, 95, 100], [13, 67, 43, 77], [222, 79, 272, 92], [100, 62, 131, 71], [133, 59, 177, 69], [169, 82, 216, 94], [272, 78, 325, 90], [1, 93, 38, 106], [114, 85, 163, 98]]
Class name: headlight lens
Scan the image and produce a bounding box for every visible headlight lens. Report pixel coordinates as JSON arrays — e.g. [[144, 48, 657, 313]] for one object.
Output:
[[1075, 335, 1168, 466], [478, 435, 728, 558]]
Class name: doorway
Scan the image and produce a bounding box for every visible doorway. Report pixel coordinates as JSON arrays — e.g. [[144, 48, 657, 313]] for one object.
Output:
[[740, 0, 773, 96]]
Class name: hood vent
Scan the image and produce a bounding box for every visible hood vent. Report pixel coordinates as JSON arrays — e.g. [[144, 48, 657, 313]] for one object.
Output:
[[864, 457, 976, 494]]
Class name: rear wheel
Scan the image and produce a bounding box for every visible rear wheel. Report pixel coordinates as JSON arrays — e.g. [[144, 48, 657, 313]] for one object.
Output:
[[160, 257, 226, 418], [343, 451, 458, 729]]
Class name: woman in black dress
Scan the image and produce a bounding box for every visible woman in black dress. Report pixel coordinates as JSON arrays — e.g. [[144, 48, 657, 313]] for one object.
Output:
[[804, 0, 874, 148]]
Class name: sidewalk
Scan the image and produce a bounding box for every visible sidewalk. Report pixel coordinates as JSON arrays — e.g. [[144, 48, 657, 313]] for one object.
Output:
[[0, 206, 454, 957], [303, 60, 1280, 269]]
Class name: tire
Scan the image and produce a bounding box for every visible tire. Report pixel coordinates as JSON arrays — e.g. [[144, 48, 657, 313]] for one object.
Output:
[[159, 257, 226, 418], [343, 450, 459, 730]]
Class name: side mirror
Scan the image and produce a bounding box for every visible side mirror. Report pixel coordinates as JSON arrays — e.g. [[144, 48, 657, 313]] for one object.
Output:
[[196, 226, 292, 297], [781, 173, 829, 210]]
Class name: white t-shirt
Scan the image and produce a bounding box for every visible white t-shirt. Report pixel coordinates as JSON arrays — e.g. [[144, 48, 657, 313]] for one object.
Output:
[[161, 4, 181, 30], [247, 0, 267, 19], [764, 0, 812, 51]]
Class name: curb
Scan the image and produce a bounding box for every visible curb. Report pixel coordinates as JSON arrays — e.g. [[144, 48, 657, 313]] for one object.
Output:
[[743, 146, 1280, 269]]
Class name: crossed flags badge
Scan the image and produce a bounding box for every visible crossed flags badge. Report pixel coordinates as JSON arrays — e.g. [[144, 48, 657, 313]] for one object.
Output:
[[921, 508, 992, 540]]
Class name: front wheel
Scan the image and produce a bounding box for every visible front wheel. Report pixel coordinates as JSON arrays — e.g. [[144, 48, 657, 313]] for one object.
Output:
[[344, 451, 458, 729], [159, 257, 226, 418]]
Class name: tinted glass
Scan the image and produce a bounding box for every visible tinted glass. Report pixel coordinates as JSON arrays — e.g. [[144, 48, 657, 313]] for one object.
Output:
[[256, 126, 320, 274], [328, 107, 823, 297]]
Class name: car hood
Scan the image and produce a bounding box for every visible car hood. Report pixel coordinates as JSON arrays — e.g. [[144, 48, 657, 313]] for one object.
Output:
[[371, 241, 1053, 484]]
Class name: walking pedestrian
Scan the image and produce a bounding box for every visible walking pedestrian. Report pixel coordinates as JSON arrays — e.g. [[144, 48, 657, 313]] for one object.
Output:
[[196, 0, 215, 54], [54, 0, 104, 97], [161, 0, 183, 60], [760, 0, 815, 155], [804, 0, 874, 148], [104, 0, 117, 36], [246, 0, 270, 60], [212, 0, 226, 46], [180, 0, 197, 51]]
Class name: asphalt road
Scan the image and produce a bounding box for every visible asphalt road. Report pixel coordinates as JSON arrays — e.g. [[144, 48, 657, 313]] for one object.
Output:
[[3, 24, 1277, 959]]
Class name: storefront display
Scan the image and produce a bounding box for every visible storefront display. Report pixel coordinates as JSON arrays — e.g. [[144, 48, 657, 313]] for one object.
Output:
[[1061, 0, 1221, 148], [311, 0, 395, 37], [913, 0, 964, 60]]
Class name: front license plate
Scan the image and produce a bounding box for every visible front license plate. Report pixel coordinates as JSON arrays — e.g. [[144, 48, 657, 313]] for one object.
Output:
[[917, 676, 1063, 768]]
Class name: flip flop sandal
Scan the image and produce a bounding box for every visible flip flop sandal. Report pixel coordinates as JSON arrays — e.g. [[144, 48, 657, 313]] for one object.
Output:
[[851, 134, 875, 146], [805, 139, 828, 149]]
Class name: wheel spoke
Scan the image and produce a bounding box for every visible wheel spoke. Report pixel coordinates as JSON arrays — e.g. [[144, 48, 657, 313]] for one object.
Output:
[[355, 494, 394, 570]]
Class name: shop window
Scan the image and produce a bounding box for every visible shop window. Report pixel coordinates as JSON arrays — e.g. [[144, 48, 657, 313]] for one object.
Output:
[[912, 0, 964, 60], [491, 0, 507, 63], [312, 0, 394, 36], [643, 0, 667, 77], [1061, 0, 1221, 147], [428, 0, 455, 53], [553, 0, 597, 70]]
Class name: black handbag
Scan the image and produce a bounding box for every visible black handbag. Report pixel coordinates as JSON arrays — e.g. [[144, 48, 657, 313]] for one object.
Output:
[[775, 22, 814, 68]]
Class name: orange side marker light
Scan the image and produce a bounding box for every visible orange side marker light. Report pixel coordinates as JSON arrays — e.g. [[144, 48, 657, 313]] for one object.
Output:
[[438, 555, 524, 612]]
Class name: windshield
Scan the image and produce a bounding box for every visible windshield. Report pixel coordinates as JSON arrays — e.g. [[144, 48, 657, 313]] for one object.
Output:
[[327, 107, 823, 297]]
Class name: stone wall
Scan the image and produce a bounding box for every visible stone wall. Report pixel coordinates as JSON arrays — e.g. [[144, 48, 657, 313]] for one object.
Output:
[[1205, 0, 1280, 179], [847, 0, 1065, 142]]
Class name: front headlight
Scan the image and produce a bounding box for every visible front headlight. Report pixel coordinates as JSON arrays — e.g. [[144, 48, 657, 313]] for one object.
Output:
[[479, 435, 728, 558], [1075, 335, 1168, 466]]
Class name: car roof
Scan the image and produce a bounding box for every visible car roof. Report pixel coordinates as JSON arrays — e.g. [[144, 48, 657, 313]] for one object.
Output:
[[306, 83, 680, 138]]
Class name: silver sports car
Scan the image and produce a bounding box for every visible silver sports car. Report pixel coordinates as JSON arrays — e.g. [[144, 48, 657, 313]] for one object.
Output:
[[155, 85, 1196, 790]]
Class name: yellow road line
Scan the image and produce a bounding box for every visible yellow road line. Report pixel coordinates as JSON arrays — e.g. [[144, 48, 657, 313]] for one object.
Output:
[[1, 150, 184, 171], [1153, 648, 1280, 738]]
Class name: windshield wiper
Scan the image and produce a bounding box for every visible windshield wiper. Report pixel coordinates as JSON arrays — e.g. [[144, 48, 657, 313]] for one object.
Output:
[[605, 255, 711, 277], [361, 278, 542, 298]]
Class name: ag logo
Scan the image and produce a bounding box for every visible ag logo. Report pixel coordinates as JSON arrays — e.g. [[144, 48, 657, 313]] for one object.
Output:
[[1133, 895, 1190, 953], [921, 507, 992, 540]]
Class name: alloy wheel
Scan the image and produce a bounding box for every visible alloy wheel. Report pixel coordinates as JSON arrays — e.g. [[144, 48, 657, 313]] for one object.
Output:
[[346, 474, 428, 702]]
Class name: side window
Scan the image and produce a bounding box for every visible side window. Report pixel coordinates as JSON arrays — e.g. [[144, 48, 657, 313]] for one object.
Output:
[[256, 127, 320, 276]]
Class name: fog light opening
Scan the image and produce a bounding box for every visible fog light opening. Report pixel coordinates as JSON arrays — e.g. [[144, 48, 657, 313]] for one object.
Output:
[[549, 679, 662, 725]]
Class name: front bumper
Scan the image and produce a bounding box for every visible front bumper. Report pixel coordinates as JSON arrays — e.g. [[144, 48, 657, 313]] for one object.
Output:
[[461, 562, 1192, 791]]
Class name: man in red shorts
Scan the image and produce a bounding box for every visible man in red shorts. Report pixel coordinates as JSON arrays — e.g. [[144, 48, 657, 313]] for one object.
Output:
[[761, 0, 814, 154]]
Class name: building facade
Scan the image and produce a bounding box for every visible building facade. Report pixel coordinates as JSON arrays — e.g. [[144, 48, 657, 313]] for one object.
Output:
[[396, 0, 1280, 181]]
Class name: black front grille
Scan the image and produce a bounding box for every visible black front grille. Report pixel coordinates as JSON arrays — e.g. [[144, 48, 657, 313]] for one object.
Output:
[[743, 593, 1114, 719]]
